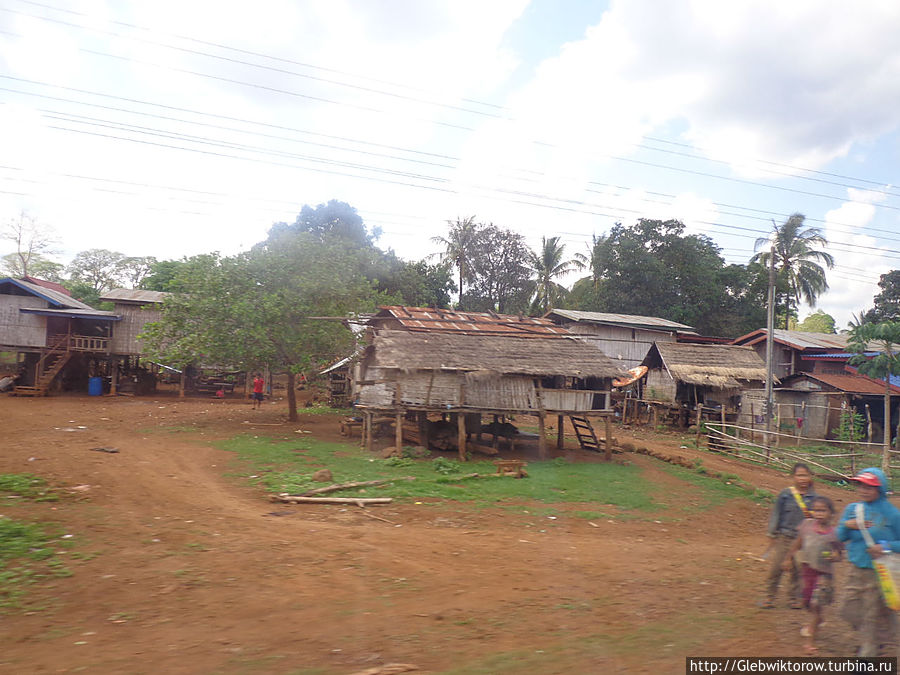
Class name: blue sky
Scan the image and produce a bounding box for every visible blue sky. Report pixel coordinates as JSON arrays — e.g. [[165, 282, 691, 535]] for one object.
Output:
[[1, 0, 899, 331]]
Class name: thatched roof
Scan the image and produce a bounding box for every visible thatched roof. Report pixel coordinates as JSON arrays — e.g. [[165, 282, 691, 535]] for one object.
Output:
[[371, 329, 627, 379], [643, 342, 767, 388]]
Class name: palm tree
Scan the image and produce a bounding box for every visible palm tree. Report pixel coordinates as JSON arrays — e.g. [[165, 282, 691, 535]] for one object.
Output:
[[849, 321, 900, 477], [751, 213, 835, 329], [572, 233, 609, 289], [529, 236, 578, 313], [431, 216, 480, 306]]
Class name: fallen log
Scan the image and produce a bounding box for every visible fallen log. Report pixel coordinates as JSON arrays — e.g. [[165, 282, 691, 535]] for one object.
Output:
[[298, 477, 415, 497], [271, 496, 393, 505]]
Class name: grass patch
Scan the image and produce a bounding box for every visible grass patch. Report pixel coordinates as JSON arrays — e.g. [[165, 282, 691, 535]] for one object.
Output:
[[0, 517, 71, 610], [298, 405, 354, 416], [218, 434, 659, 509], [0, 473, 58, 502], [658, 462, 764, 510]]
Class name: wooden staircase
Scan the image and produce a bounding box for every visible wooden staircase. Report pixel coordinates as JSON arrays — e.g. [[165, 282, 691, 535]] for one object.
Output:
[[569, 415, 600, 451], [14, 349, 72, 397]]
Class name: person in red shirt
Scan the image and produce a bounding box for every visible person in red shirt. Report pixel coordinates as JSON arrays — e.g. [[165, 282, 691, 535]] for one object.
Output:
[[252, 373, 264, 409]]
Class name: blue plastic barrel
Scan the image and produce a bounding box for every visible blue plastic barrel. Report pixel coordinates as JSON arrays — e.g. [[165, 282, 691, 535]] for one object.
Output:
[[88, 376, 103, 396]]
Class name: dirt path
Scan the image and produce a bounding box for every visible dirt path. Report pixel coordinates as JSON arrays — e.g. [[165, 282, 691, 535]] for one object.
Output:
[[0, 394, 868, 674]]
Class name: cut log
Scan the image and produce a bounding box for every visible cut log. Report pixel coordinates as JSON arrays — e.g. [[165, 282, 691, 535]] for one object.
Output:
[[271, 496, 393, 505], [299, 477, 415, 497], [468, 442, 499, 456]]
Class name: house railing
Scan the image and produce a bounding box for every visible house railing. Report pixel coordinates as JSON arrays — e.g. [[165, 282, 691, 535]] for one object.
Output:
[[47, 333, 110, 352]]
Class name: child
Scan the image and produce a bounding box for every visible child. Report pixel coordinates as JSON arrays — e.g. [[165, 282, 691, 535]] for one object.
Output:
[[783, 495, 841, 653], [837, 467, 900, 657], [252, 373, 265, 409], [762, 463, 818, 609]]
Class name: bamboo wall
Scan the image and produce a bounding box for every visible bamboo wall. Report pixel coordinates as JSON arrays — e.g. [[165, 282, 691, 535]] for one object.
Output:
[[645, 369, 677, 402], [108, 304, 161, 355], [0, 295, 46, 347]]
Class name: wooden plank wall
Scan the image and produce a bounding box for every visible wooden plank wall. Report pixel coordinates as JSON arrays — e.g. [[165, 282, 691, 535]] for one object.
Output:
[[566, 324, 673, 369], [109, 304, 161, 355], [0, 296, 47, 347]]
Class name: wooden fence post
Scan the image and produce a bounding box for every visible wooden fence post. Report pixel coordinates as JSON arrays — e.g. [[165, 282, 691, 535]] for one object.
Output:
[[457, 412, 467, 462], [557, 414, 564, 450], [537, 412, 548, 460], [695, 404, 703, 446]]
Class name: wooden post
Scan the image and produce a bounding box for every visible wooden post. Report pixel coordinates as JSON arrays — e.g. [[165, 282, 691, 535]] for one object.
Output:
[[395, 410, 403, 453], [179, 371, 185, 398], [695, 404, 703, 446], [360, 412, 368, 448], [866, 403, 873, 445], [750, 402, 756, 444], [775, 403, 782, 447], [418, 412, 429, 449], [604, 415, 613, 461], [537, 411, 548, 460], [365, 412, 374, 453], [557, 414, 564, 450], [457, 411, 467, 461], [110, 359, 118, 396]]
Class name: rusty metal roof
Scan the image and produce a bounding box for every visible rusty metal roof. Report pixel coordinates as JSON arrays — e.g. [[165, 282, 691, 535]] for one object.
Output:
[[99, 288, 169, 304], [372, 306, 570, 337], [547, 309, 694, 332], [782, 371, 900, 396]]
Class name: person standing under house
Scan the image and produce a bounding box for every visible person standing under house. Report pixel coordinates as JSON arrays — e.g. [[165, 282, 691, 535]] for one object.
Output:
[[837, 467, 900, 657], [252, 373, 265, 409], [761, 463, 817, 609]]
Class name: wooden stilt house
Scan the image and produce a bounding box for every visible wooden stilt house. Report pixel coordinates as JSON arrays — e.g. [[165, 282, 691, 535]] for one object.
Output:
[[355, 307, 627, 460]]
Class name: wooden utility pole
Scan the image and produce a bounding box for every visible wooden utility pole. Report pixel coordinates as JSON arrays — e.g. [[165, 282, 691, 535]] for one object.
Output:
[[764, 241, 776, 448]]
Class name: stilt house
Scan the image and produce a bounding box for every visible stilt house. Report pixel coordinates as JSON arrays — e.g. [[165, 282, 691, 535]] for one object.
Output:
[[356, 307, 627, 459]]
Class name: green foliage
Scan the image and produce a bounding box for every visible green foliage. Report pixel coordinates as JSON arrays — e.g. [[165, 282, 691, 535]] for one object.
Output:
[[798, 309, 836, 334], [0, 474, 56, 501], [833, 408, 866, 443], [529, 236, 577, 312], [751, 213, 835, 329], [0, 517, 70, 609], [863, 270, 900, 324], [432, 456, 464, 475], [265, 200, 375, 248], [566, 218, 764, 336]]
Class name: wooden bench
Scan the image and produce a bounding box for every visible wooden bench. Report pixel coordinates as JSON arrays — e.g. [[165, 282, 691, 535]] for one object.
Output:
[[494, 459, 528, 478]]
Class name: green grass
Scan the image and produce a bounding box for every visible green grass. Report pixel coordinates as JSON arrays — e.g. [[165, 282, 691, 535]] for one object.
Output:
[[298, 405, 354, 416], [0, 473, 58, 501], [0, 517, 71, 609], [218, 434, 755, 511]]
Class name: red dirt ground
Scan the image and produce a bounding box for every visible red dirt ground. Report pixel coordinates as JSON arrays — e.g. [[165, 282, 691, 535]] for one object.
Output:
[[0, 392, 874, 674]]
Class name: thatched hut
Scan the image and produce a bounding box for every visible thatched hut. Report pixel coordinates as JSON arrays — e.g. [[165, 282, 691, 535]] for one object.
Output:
[[356, 328, 627, 459], [641, 342, 767, 424]]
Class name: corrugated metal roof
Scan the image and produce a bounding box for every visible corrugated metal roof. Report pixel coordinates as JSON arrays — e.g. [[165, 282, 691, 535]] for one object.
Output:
[[802, 352, 880, 360], [373, 306, 570, 337], [99, 288, 169, 304], [783, 372, 900, 396], [734, 329, 853, 350], [844, 366, 900, 392], [547, 309, 694, 331], [20, 307, 120, 320], [1, 277, 95, 311]]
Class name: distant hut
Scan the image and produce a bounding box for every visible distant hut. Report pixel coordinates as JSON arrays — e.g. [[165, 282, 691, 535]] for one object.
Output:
[[355, 325, 627, 460], [641, 342, 767, 426]]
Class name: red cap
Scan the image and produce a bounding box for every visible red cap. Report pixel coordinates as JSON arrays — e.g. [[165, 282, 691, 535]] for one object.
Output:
[[851, 471, 882, 487]]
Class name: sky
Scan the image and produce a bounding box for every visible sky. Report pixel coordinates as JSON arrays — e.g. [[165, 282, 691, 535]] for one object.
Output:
[[1, 0, 899, 331]]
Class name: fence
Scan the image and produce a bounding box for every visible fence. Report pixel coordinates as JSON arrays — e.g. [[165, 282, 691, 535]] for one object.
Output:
[[703, 421, 900, 480]]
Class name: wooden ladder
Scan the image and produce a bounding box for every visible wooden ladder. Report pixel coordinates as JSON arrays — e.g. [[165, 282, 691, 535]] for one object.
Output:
[[569, 415, 600, 452]]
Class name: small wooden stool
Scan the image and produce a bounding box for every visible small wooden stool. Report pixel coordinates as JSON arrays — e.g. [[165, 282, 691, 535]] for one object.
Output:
[[494, 459, 528, 478]]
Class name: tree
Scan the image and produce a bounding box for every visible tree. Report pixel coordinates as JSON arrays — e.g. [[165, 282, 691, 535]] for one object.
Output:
[[863, 270, 900, 324], [797, 309, 836, 334], [464, 224, 532, 314], [751, 214, 835, 329], [119, 256, 158, 288], [529, 236, 577, 313], [849, 321, 900, 477], [431, 216, 481, 307], [1, 252, 64, 281], [140, 259, 190, 292], [374, 258, 455, 308], [66, 249, 127, 295], [1, 211, 58, 278], [141, 237, 382, 421], [265, 200, 375, 248]]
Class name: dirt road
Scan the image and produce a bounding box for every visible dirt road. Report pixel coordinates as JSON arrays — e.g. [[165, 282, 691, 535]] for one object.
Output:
[[0, 394, 866, 674]]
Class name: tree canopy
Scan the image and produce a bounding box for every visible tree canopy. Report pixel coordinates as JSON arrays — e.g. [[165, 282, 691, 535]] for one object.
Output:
[[863, 270, 900, 324]]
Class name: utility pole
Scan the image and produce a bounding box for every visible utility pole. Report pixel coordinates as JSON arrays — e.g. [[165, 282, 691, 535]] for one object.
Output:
[[764, 242, 776, 449]]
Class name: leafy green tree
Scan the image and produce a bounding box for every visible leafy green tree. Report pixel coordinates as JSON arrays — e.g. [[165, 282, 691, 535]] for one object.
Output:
[[464, 224, 532, 314], [119, 256, 158, 288], [529, 236, 577, 313], [140, 259, 190, 292], [374, 258, 455, 308], [142, 237, 382, 421], [797, 309, 836, 334], [1, 252, 64, 281], [863, 270, 900, 324], [265, 200, 375, 248], [751, 213, 835, 329], [66, 249, 126, 295], [1, 211, 58, 278], [431, 216, 481, 306], [849, 321, 900, 476]]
